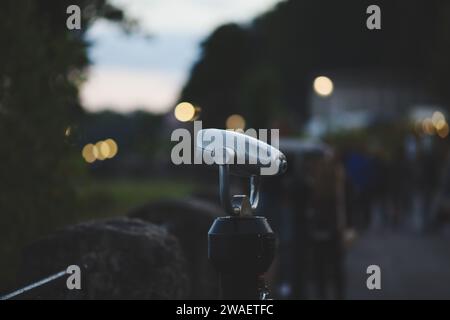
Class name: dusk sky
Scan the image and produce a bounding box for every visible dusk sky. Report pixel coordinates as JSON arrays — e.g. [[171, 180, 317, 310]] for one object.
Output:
[[80, 0, 282, 114]]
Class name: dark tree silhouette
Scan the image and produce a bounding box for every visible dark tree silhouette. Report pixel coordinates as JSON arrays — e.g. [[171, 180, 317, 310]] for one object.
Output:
[[180, 0, 450, 130], [0, 0, 130, 290]]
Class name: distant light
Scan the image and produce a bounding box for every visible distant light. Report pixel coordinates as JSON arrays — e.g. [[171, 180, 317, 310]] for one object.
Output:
[[174, 102, 198, 122], [96, 141, 110, 160], [435, 119, 446, 131], [82, 144, 96, 163], [92, 144, 101, 160], [422, 118, 435, 135], [82, 139, 119, 163], [432, 111, 445, 126], [64, 126, 72, 137], [104, 138, 118, 158], [313, 76, 334, 97], [437, 123, 449, 138], [226, 114, 246, 130]]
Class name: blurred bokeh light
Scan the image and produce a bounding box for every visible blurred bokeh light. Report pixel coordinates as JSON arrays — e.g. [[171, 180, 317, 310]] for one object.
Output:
[[174, 102, 199, 122], [226, 114, 246, 130], [313, 76, 334, 97], [82, 139, 119, 163]]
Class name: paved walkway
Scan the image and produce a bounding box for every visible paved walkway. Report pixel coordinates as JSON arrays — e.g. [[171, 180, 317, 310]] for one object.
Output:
[[345, 229, 450, 299]]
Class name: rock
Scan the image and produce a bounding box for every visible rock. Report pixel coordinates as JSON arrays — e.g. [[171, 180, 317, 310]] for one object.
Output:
[[17, 218, 189, 299], [129, 197, 224, 299]]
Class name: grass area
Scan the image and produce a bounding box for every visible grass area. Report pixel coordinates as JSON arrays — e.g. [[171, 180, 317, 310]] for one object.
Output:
[[76, 178, 199, 220]]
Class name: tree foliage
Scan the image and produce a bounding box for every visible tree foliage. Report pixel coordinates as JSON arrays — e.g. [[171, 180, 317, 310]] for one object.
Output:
[[180, 0, 450, 130], [0, 0, 127, 289]]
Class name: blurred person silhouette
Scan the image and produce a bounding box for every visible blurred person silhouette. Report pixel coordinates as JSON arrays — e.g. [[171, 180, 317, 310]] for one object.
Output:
[[260, 141, 347, 299], [258, 153, 299, 299], [284, 153, 313, 299], [307, 153, 347, 300], [343, 148, 377, 231]]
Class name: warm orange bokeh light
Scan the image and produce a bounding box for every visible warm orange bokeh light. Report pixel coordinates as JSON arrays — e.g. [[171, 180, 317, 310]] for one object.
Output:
[[226, 114, 246, 130], [174, 102, 199, 122]]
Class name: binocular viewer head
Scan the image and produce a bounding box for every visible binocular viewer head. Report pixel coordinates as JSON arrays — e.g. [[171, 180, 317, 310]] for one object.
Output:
[[200, 129, 286, 298], [196, 129, 287, 177]]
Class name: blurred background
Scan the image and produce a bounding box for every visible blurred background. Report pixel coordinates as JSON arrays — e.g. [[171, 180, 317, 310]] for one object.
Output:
[[1, 0, 450, 299]]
